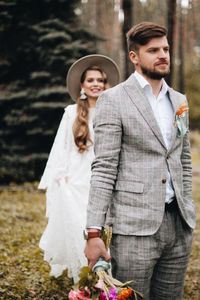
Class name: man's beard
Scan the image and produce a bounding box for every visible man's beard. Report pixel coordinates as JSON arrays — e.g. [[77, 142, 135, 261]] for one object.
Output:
[[141, 64, 170, 80]]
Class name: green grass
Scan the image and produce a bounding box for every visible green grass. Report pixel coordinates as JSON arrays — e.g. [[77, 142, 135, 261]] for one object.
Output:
[[0, 132, 200, 299], [0, 184, 73, 299]]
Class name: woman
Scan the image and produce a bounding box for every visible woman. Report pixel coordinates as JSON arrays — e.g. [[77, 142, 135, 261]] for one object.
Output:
[[38, 54, 120, 282]]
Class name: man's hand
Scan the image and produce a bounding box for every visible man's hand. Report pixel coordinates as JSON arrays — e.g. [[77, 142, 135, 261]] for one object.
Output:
[[84, 237, 111, 269]]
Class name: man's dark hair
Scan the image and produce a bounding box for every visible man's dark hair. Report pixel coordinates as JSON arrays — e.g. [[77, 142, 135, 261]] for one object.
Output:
[[127, 22, 167, 52]]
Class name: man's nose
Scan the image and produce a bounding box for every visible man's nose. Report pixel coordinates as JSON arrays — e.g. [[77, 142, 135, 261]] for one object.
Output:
[[158, 49, 168, 58]]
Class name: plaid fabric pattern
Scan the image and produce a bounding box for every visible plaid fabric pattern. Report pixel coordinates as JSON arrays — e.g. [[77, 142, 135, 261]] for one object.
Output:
[[87, 74, 195, 233], [110, 209, 193, 299]]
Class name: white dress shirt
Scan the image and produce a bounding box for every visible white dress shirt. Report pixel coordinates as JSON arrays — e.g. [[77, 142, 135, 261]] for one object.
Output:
[[134, 71, 175, 203]]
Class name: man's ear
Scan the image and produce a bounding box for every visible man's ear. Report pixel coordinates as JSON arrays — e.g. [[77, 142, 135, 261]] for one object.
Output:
[[129, 51, 138, 65]]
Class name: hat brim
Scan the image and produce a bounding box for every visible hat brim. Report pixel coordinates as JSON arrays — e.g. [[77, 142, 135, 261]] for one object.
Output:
[[66, 54, 120, 101]]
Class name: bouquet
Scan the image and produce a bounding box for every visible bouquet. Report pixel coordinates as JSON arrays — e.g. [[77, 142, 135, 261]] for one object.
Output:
[[69, 227, 143, 300]]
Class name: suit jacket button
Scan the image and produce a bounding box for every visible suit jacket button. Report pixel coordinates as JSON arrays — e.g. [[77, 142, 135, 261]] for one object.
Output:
[[162, 179, 166, 184]]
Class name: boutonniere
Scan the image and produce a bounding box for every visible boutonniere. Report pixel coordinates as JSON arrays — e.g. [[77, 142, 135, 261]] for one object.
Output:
[[175, 100, 189, 138]]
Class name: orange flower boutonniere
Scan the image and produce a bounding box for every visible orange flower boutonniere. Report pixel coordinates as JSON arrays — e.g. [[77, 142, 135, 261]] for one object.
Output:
[[175, 100, 189, 137], [176, 101, 189, 117]]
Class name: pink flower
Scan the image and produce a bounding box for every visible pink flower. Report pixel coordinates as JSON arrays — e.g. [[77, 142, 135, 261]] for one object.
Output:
[[95, 279, 105, 290], [99, 291, 107, 300], [109, 288, 117, 300], [99, 288, 118, 300], [68, 289, 91, 300]]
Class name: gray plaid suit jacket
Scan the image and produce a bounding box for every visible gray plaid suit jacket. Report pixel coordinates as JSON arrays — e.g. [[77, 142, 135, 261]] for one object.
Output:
[[87, 74, 196, 235]]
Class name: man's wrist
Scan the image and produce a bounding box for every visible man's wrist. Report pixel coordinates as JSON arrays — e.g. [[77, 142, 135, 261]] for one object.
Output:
[[83, 228, 102, 240]]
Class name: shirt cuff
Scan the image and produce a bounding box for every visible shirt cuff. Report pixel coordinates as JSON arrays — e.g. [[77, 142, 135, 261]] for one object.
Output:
[[87, 226, 102, 230]]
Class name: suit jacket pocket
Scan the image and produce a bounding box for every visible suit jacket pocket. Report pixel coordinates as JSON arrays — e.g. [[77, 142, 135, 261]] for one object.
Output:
[[115, 180, 144, 194]]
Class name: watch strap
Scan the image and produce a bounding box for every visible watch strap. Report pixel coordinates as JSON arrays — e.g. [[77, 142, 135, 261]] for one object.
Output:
[[84, 229, 101, 240], [87, 231, 101, 239]]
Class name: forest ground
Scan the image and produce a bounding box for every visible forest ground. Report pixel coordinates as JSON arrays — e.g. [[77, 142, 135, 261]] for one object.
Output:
[[0, 132, 200, 300]]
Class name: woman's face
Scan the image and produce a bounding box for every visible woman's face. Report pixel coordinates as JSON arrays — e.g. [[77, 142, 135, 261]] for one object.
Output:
[[81, 70, 105, 100]]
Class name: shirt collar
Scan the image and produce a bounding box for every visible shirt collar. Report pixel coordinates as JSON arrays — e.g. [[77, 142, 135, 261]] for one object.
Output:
[[133, 71, 169, 96]]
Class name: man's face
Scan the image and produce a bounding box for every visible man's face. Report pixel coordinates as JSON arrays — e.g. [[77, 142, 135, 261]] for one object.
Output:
[[129, 36, 170, 80]]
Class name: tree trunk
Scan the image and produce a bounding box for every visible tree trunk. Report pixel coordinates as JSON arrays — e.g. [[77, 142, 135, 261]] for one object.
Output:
[[178, 4, 185, 93], [166, 0, 177, 86], [122, 0, 134, 79]]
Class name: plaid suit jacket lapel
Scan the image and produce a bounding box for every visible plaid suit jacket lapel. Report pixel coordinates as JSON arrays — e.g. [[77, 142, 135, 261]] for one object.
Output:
[[123, 74, 167, 150]]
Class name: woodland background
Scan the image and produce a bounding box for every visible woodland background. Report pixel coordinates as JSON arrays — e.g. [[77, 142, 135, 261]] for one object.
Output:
[[0, 0, 200, 299], [0, 0, 200, 183]]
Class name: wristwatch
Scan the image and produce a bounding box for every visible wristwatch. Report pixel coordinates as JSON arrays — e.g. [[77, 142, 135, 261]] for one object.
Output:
[[83, 229, 101, 240]]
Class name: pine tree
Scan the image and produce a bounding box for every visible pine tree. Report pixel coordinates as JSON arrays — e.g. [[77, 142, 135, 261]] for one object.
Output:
[[0, 0, 97, 183]]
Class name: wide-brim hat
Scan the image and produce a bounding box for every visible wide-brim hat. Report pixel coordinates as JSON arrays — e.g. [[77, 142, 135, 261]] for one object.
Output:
[[66, 54, 120, 101]]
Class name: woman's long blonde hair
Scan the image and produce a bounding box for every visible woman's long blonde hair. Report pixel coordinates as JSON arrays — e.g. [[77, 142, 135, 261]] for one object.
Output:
[[73, 66, 106, 153]]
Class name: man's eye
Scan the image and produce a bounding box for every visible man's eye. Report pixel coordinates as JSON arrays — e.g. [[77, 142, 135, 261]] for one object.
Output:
[[149, 49, 157, 53]]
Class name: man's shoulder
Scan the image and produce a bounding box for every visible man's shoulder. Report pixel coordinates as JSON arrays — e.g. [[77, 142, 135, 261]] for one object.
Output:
[[104, 81, 124, 96], [169, 87, 186, 98], [168, 87, 187, 105], [102, 74, 136, 97]]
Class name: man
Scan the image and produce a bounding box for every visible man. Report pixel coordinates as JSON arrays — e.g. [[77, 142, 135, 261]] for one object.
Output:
[[84, 22, 196, 300]]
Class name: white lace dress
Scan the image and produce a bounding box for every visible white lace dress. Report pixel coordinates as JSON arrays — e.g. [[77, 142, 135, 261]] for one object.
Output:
[[38, 104, 95, 282]]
